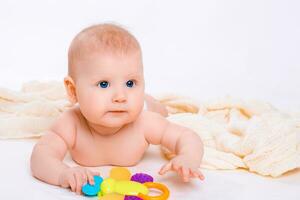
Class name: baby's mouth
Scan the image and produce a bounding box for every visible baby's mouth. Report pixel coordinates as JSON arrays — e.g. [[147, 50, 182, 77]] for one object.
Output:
[[109, 110, 126, 113]]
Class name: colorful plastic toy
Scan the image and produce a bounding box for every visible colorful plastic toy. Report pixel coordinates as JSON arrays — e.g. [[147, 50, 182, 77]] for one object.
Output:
[[110, 167, 131, 181], [100, 178, 148, 196], [82, 176, 103, 196], [99, 193, 124, 200], [125, 173, 154, 200], [81, 167, 170, 200], [124, 196, 141, 200], [137, 182, 170, 200], [131, 173, 153, 183]]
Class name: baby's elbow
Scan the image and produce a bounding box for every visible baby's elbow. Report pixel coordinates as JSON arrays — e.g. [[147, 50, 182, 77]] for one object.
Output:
[[189, 129, 203, 144], [183, 128, 204, 148], [192, 131, 204, 155], [30, 143, 43, 176]]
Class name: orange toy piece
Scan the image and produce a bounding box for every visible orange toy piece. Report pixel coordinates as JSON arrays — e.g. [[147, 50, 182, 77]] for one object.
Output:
[[109, 167, 131, 181], [138, 182, 170, 200]]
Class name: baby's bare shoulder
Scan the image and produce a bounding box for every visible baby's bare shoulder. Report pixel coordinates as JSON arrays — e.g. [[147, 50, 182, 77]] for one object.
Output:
[[136, 110, 167, 124], [135, 111, 169, 136], [49, 107, 79, 148]]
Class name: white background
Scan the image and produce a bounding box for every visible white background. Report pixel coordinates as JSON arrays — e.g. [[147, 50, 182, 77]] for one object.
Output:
[[0, 0, 299, 110], [0, 1, 299, 199]]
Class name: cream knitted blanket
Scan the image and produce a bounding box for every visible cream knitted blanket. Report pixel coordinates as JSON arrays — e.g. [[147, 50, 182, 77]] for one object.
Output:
[[0, 81, 299, 177], [0, 81, 72, 138], [160, 95, 300, 177]]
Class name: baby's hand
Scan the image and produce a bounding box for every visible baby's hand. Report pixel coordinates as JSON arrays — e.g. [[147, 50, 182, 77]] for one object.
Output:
[[159, 155, 205, 182], [58, 166, 100, 194]]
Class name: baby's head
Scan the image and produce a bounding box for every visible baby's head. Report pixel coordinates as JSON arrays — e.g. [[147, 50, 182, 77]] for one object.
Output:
[[64, 23, 145, 128]]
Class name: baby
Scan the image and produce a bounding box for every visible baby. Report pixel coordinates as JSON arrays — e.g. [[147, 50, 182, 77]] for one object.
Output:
[[30, 23, 204, 194]]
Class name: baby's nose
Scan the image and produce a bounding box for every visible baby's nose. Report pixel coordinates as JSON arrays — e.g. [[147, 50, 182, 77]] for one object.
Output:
[[112, 91, 127, 103]]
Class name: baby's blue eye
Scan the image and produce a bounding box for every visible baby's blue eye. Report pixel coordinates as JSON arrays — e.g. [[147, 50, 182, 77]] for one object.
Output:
[[126, 80, 135, 88], [98, 81, 109, 88]]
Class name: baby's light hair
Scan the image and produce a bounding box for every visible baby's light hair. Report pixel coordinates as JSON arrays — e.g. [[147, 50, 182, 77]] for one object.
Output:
[[68, 23, 141, 78]]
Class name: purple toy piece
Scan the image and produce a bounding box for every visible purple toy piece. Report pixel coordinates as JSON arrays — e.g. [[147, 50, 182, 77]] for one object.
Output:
[[124, 195, 142, 200], [130, 173, 154, 183], [124, 173, 154, 200]]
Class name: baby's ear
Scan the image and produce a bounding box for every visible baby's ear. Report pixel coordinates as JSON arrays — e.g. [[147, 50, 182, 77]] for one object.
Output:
[[64, 76, 77, 104]]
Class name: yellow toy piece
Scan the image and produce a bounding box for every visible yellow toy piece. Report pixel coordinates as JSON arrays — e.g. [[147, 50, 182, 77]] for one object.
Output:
[[100, 178, 149, 196], [109, 167, 131, 181], [98, 193, 124, 200], [138, 182, 170, 200]]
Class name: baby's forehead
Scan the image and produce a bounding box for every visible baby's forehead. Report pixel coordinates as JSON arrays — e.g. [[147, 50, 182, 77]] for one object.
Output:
[[88, 54, 142, 73], [68, 24, 141, 78]]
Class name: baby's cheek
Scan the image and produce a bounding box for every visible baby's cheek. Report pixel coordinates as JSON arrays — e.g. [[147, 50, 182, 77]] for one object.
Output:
[[129, 98, 144, 115], [80, 96, 107, 122], [89, 98, 106, 113]]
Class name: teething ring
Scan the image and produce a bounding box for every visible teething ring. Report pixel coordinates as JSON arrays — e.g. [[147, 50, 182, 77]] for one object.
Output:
[[137, 182, 169, 200]]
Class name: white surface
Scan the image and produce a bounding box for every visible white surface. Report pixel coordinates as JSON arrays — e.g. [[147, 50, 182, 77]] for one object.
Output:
[[0, 139, 299, 200]]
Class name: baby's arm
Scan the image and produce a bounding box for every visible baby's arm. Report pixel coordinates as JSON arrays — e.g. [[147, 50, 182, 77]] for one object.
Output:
[[142, 111, 204, 182], [30, 110, 98, 194]]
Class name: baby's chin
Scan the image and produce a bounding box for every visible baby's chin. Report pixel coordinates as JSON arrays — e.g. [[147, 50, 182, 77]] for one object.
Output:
[[99, 113, 137, 127], [85, 108, 143, 130]]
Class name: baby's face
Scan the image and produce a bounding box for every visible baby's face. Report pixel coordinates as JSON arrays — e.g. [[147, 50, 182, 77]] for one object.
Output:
[[74, 52, 145, 128]]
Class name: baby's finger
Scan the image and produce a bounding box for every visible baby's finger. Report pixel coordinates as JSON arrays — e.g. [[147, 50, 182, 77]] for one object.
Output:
[[172, 163, 180, 171], [81, 171, 88, 185], [91, 170, 100, 176], [181, 167, 190, 182], [75, 172, 83, 195], [69, 174, 76, 192], [173, 165, 183, 178], [190, 170, 198, 178], [191, 168, 205, 180], [159, 162, 172, 175], [195, 169, 205, 180], [86, 170, 95, 185]]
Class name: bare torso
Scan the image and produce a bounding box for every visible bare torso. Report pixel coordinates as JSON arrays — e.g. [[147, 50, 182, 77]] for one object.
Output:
[[69, 107, 149, 167]]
